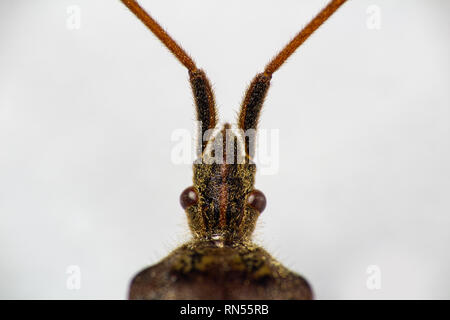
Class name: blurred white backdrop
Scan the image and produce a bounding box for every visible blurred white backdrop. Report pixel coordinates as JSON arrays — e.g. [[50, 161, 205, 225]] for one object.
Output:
[[0, 0, 449, 299]]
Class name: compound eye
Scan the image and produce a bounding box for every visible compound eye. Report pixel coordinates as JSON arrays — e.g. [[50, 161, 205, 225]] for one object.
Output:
[[247, 189, 266, 213], [180, 186, 198, 209]]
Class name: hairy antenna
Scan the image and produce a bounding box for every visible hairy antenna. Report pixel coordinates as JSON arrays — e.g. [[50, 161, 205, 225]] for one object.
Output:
[[120, 0, 197, 71], [120, 0, 217, 151], [238, 0, 347, 156], [265, 0, 347, 76]]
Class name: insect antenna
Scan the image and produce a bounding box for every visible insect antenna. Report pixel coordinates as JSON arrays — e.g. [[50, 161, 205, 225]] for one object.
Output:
[[120, 0, 217, 153], [238, 0, 347, 157]]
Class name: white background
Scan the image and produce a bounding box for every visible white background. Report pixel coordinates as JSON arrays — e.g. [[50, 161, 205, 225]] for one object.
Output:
[[0, 0, 449, 299]]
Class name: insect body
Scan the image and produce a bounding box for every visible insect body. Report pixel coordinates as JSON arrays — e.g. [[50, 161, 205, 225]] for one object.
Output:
[[120, 0, 347, 299]]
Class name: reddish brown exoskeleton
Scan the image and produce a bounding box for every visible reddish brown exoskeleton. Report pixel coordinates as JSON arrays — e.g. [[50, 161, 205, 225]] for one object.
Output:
[[120, 0, 347, 299]]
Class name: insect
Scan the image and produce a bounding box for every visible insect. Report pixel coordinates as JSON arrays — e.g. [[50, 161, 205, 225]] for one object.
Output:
[[120, 0, 347, 299]]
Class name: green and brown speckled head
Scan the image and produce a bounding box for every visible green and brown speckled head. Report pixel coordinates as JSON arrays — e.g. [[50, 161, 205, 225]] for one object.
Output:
[[178, 70, 271, 243], [182, 125, 262, 241]]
